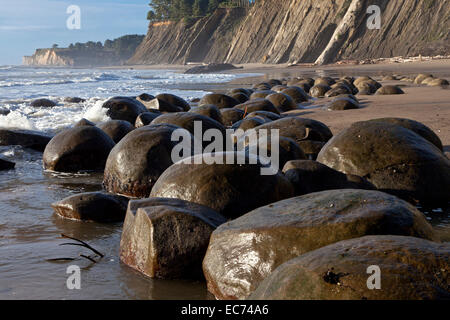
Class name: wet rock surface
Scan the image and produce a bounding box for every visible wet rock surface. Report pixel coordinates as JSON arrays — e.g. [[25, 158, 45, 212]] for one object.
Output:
[[134, 111, 162, 128], [97, 120, 134, 143], [250, 235, 450, 300], [30, 98, 56, 108], [317, 121, 450, 205], [203, 189, 435, 300], [120, 198, 227, 279], [52, 192, 129, 222], [43, 126, 115, 173], [0, 157, 15, 170], [150, 152, 294, 219], [0, 129, 52, 151], [102, 96, 148, 124], [103, 124, 194, 198], [282, 160, 374, 195], [199, 93, 239, 109]]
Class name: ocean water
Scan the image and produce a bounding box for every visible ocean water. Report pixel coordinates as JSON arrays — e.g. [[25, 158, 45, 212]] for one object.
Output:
[[0, 66, 243, 133], [0, 66, 250, 300]]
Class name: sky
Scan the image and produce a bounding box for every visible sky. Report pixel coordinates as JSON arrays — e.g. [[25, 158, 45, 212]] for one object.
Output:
[[0, 0, 150, 65]]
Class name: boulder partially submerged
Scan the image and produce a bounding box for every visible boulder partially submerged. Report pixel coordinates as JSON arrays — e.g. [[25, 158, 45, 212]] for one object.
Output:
[[52, 192, 129, 222], [119, 198, 226, 279], [0, 129, 51, 151]]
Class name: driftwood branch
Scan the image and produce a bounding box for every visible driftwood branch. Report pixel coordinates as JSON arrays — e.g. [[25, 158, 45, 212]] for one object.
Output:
[[59, 233, 104, 257]]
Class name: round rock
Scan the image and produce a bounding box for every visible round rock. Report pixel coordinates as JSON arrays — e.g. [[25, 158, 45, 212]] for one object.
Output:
[[203, 189, 435, 300], [97, 120, 134, 143]]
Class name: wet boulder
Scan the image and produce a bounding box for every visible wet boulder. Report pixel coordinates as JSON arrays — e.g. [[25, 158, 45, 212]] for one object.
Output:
[[250, 235, 449, 300], [97, 120, 134, 143], [376, 85, 404, 95], [220, 108, 245, 126], [281, 87, 308, 103], [120, 198, 227, 279], [356, 82, 377, 95], [325, 85, 352, 97], [52, 192, 129, 222], [296, 140, 326, 160], [246, 136, 307, 169], [250, 117, 332, 144], [134, 112, 162, 128], [310, 85, 332, 98], [136, 93, 155, 102], [327, 97, 359, 111], [317, 121, 450, 205], [146, 97, 183, 113], [232, 117, 268, 132], [150, 152, 294, 219], [0, 157, 15, 170], [103, 124, 194, 198], [271, 85, 288, 92], [245, 111, 281, 121], [250, 90, 276, 100], [199, 94, 239, 109], [203, 189, 435, 300], [230, 92, 249, 104], [227, 88, 253, 97], [155, 93, 190, 111], [74, 118, 96, 127], [151, 112, 226, 138], [31, 98, 56, 108], [0, 108, 10, 116], [363, 118, 443, 151], [266, 93, 298, 112], [314, 77, 335, 86], [234, 99, 280, 115], [282, 160, 374, 195], [428, 78, 449, 86], [414, 73, 433, 84], [43, 126, 115, 173], [0, 129, 52, 151], [102, 96, 148, 124], [64, 97, 85, 103], [189, 104, 223, 124]]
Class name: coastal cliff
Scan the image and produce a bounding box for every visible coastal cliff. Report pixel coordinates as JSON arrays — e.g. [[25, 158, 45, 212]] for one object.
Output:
[[130, 0, 450, 65], [23, 48, 121, 67]]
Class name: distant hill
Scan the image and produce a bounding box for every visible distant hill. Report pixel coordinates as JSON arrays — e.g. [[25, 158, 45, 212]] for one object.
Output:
[[23, 35, 145, 67]]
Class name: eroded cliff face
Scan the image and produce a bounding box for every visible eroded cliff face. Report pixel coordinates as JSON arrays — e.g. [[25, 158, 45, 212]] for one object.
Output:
[[23, 49, 74, 66], [130, 0, 450, 65], [23, 48, 126, 67]]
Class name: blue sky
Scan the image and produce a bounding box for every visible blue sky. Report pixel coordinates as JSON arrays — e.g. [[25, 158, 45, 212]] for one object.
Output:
[[0, 0, 150, 65]]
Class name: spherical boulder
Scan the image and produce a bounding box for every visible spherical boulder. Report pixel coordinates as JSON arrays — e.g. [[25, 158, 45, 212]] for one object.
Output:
[[428, 78, 449, 86], [203, 189, 435, 300], [199, 93, 239, 109], [327, 97, 359, 111], [282, 160, 374, 195], [74, 118, 96, 127], [189, 104, 223, 124], [363, 118, 443, 151], [31, 98, 56, 108], [250, 235, 449, 300], [97, 120, 134, 143], [296, 140, 326, 160], [43, 126, 115, 172], [0, 129, 51, 151], [250, 90, 276, 100], [249, 117, 333, 144], [266, 93, 298, 112], [234, 99, 280, 115], [52, 192, 129, 222], [376, 85, 404, 95], [230, 92, 249, 104], [220, 108, 245, 126], [281, 87, 309, 103], [155, 93, 190, 111], [102, 96, 148, 124], [151, 112, 226, 137], [245, 111, 281, 121], [103, 124, 194, 198], [134, 111, 161, 128], [232, 117, 267, 132], [0, 157, 15, 170], [150, 152, 294, 219], [317, 121, 450, 205], [414, 73, 433, 84], [310, 85, 332, 98]]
